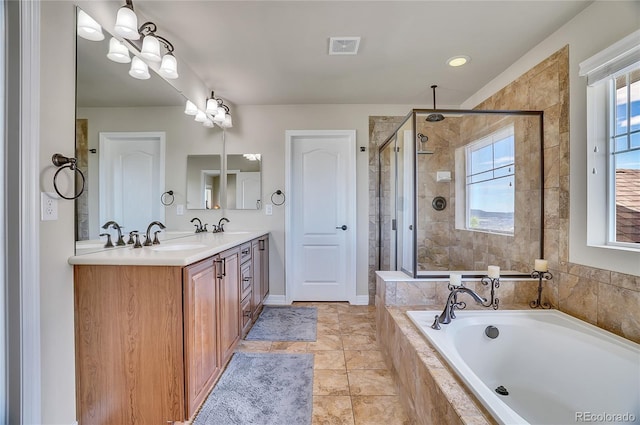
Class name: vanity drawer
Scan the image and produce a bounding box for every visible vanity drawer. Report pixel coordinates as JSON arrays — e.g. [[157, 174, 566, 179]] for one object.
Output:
[[240, 243, 252, 264], [240, 262, 252, 300]]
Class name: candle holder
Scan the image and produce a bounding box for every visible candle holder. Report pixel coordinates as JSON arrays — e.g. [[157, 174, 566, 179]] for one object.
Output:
[[530, 270, 553, 309], [480, 276, 500, 310]]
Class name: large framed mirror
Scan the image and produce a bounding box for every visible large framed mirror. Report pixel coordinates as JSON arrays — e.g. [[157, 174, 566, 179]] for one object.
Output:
[[75, 7, 192, 254], [226, 154, 262, 210]]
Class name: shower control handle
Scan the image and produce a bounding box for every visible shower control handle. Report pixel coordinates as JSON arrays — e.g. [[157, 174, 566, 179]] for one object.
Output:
[[336, 225, 348, 231]]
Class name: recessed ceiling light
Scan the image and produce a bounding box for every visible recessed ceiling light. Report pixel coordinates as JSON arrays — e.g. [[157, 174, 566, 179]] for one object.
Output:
[[447, 55, 471, 67]]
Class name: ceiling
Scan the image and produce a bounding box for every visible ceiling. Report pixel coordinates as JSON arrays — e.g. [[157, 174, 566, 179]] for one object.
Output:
[[79, 0, 594, 108]]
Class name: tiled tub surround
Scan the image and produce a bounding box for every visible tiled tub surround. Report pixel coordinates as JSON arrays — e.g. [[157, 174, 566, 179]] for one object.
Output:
[[375, 272, 543, 425]]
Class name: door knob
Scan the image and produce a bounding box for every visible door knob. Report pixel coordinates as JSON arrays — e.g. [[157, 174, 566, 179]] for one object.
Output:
[[336, 225, 348, 231]]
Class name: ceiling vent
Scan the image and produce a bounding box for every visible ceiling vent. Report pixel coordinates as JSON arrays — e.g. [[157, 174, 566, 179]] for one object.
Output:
[[329, 37, 360, 55]]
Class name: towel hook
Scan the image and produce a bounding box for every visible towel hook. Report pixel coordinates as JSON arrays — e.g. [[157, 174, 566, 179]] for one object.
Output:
[[161, 190, 175, 206], [271, 189, 285, 206], [51, 153, 85, 200]]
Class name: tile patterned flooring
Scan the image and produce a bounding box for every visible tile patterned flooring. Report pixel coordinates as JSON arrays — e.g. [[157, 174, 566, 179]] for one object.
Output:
[[234, 302, 411, 425]]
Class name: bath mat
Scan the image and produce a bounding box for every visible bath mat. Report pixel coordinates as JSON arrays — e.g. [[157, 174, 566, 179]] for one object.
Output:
[[245, 306, 317, 341], [192, 352, 314, 425]]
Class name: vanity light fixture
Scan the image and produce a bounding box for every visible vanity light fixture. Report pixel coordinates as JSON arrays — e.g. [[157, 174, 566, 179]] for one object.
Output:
[[243, 154, 261, 161], [447, 55, 470, 67], [128, 56, 150, 79], [222, 107, 233, 128], [114, 0, 139, 40], [106, 37, 131, 63], [203, 118, 215, 128], [77, 10, 105, 41], [184, 100, 198, 115]]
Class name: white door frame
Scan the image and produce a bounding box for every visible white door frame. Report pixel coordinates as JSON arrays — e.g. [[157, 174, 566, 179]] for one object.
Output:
[[284, 130, 357, 304]]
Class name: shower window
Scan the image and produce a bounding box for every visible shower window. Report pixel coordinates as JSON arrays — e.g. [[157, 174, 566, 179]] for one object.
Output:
[[464, 125, 515, 235]]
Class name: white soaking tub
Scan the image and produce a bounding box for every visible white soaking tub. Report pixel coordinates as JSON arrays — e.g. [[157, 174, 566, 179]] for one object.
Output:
[[407, 309, 640, 425]]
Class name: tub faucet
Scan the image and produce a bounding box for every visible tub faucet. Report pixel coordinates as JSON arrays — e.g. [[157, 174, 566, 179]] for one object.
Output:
[[144, 221, 166, 246], [432, 285, 486, 329], [102, 220, 125, 246]]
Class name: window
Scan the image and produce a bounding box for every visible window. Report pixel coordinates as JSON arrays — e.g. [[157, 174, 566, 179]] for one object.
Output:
[[464, 125, 515, 234], [581, 29, 640, 251], [610, 68, 640, 245]]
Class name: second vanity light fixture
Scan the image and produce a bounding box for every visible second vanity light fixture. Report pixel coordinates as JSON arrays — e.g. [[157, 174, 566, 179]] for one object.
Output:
[[109, 0, 178, 80], [183, 92, 233, 129]]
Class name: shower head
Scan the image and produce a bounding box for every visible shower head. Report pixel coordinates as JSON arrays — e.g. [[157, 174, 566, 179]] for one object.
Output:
[[426, 84, 445, 122], [417, 133, 428, 143]]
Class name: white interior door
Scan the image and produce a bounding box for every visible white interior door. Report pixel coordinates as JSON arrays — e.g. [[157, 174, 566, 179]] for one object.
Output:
[[235, 171, 261, 209], [286, 130, 356, 302], [99, 132, 165, 237]]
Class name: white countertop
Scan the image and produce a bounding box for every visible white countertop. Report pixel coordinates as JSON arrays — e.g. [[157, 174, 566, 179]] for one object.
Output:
[[69, 231, 269, 266]]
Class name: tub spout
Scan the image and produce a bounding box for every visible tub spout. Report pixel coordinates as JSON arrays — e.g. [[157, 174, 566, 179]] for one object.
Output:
[[437, 285, 486, 326]]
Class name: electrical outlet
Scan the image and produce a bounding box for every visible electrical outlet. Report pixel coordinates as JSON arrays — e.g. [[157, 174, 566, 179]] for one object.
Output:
[[265, 204, 273, 215], [41, 192, 58, 221], [176, 204, 184, 215]]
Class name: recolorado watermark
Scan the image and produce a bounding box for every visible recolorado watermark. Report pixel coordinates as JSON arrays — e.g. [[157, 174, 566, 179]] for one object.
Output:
[[576, 412, 637, 423]]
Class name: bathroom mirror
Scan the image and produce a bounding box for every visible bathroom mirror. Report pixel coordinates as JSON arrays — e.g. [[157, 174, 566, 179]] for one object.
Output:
[[74, 8, 193, 254], [186, 155, 222, 210], [226, 154, 262, 210], [379, 109, 544, 278]]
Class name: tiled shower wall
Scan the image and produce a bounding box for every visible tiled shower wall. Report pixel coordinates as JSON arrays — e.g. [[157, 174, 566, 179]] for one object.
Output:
[[369, 46, 640, 344]]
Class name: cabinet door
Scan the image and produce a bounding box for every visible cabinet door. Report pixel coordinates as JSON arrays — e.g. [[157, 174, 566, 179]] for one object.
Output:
[[218, 247, 240, 364], [184, 258, 220, 418]]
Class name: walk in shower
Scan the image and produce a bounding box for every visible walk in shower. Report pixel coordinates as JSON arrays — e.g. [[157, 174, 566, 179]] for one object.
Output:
[[378, 109, 544, 278]]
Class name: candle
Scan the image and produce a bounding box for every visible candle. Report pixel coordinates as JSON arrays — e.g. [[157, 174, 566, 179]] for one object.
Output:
[[449, 273, 462, 286], [488, 265, 500, 279], [534, 259, 548, 272]]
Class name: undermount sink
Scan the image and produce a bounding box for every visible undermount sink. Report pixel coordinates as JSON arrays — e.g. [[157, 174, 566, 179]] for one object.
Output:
[[222, 231, 251, 235], [151, 243, 207, 252]]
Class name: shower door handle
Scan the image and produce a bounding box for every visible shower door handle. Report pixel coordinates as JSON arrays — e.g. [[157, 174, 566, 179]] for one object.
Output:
[[336, 225, 348, 231]]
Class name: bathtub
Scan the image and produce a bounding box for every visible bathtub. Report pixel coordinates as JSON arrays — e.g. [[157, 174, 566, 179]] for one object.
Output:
[[407, 309, 640, 425]]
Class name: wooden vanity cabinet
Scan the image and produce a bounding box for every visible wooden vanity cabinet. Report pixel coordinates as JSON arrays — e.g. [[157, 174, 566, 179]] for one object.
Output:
[[73, 236, 268, 425]]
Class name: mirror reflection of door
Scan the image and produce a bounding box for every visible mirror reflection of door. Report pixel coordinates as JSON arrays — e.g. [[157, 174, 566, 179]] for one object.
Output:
[[226, 154, 262, 210], [98, 132, 165, 238], [186, 155, 222, 210], [201, 170, 221, 209]]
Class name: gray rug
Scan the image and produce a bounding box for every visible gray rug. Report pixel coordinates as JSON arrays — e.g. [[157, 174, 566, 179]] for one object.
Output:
[[245, 306, 317, 341], [193, 352, 314, 425]]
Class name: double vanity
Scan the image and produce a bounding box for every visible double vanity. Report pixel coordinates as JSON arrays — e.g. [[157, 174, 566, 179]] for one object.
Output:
[[69, 231, 270, 425]]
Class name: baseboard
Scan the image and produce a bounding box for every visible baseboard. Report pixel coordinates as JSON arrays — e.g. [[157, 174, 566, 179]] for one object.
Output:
[[263, 295, 288, 305], [351, 295, 370, 305]]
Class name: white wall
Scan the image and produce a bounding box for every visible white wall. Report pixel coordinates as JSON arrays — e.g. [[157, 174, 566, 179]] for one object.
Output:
[[39, 2, 77, 423], [463, 0, 640, 275]]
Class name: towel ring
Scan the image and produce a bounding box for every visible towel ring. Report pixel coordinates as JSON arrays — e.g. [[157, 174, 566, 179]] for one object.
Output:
[[161, 190, 175, 206], [271, 189, 285, 206], [52, 153, 85, 200]]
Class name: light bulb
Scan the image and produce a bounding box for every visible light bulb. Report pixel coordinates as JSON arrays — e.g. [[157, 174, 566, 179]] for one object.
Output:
[[114, 5, 139, 40], [106, 37, 131, 63], [158, 53, 178, 79], [128, 56, 150, 80], [184, 100, 198, 116], [140, 34, 161, 62]]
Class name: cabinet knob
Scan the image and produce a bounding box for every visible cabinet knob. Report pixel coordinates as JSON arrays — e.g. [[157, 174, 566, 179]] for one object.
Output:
[[243, 311, 252, 318]]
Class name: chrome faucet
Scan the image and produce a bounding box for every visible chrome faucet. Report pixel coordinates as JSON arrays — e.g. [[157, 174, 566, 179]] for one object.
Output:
[[101, 220, 125, 246], [190, 217, 205, 233], [217, 217, 230, 232], [431, 284, 486, 330], [144, 221, 166, 246]]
